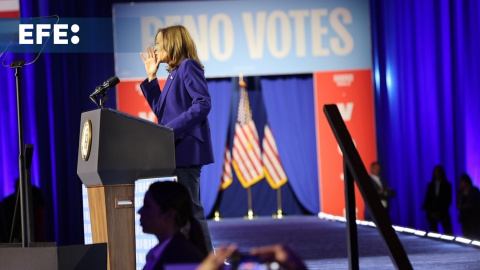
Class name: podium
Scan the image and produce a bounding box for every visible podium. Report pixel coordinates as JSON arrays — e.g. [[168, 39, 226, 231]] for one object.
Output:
[[77, 109, 175, 270]]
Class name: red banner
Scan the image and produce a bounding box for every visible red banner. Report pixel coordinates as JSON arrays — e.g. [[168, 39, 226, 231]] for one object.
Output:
[[315, 70, 377, 220], [116, 78, 167, 122]]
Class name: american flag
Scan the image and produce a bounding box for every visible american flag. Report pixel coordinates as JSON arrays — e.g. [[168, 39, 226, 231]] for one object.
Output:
[[0, 0, 20, 17], [220, 144, 233, 190], [232, 78, 264, 188], [262, 124, 288, 189]]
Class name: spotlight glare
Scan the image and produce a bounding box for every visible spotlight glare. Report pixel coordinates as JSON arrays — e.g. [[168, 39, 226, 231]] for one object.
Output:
[[414, 230, 427, 236], [455, 237, 472, 244], [427, 232, 441, 238], [334, 216, 346, 222], [440, 235, 455, 241], [392, 226, 404, 232], [471, 241, 480, 247], [359, 220, 370, 226], [318, 212, 335, 220]]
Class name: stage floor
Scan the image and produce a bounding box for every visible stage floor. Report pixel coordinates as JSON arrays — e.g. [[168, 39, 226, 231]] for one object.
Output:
[[208, 216, 480, 269]]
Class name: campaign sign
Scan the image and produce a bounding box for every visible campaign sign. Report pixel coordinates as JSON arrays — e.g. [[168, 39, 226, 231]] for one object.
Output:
[[314, 70, 377, 219]]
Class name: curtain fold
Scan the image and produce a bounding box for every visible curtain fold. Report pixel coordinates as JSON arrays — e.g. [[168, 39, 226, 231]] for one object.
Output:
[[260, 75, 319, 214], [0, 68, 18, 198], [200, 79, 232, 216]]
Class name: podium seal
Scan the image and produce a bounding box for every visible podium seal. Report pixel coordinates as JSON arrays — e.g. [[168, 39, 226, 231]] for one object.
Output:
[[81, 119, 92, 161]]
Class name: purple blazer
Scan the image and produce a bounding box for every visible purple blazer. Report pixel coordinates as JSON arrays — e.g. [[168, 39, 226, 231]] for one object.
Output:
[[140, 59, 214, 167]]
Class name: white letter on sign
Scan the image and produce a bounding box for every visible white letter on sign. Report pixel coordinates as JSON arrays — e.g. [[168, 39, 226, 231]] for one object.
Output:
[[337, 102, 354, 121], [184, 15, 209, 61], [267, 10, 291, 58], [289, 10, 309, 57], [330, 8, 354, 56], [311, 9, 329, 56], [210, 13, 234, 61], [242, 12, 266, 59]]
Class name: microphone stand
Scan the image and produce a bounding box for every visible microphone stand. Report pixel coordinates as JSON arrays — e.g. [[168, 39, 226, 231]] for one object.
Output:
[[10, 60, 35, 247], [89, 77, 119, 108], [90, 90, 108, 109]]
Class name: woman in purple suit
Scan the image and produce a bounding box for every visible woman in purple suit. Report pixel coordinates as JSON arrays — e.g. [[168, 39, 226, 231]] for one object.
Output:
[[140, 25, 214, 252]]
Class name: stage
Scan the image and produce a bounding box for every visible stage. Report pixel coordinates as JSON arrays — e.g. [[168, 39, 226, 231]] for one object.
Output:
[[208, 216, 480, 269]]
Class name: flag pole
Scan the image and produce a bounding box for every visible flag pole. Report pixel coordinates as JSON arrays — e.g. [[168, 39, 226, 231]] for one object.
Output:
[[236, 74, 259, 220], [272, 187, 284, 219], [244, 187, 257, 220], [213, 188, 224, 221]]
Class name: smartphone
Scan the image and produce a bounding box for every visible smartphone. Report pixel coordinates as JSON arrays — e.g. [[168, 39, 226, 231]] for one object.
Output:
[[229, 253, 270, 270]]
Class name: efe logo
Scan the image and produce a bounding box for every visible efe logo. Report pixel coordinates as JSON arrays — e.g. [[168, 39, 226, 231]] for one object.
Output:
[[19, 24, 80, 45]]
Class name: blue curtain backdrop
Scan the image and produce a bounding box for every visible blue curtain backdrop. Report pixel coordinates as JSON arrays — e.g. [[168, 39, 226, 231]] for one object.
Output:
[[371, 0, 480, 235], [200, 79, 232, 215], [1, 0, 480, 245], [260, 75, 319, 214]]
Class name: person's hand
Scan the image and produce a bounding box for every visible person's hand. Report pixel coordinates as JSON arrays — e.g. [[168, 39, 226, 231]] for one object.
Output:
[[250, 244, 307, 270], [140, 46, 161, 82], [196, 244, 237, 270]]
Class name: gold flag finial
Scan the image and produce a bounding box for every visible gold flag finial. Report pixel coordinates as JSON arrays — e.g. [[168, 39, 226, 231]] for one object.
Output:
[[239, 74, 246, 87]]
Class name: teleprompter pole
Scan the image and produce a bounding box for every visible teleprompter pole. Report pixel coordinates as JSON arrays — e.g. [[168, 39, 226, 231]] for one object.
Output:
[[11, 60, 34, 247]]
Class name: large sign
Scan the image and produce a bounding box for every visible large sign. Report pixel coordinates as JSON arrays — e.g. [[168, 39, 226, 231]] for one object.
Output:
[[314, 70, 377, 219], [113, 0, 371, 78]]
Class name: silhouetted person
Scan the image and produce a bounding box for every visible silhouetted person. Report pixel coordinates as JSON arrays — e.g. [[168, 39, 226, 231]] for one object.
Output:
[[364, 162, 396, 221], [0, 179, 45, 243], [138, 181, 208, 270], [422, 165, 453, 235], [457, 173, 480, 239]]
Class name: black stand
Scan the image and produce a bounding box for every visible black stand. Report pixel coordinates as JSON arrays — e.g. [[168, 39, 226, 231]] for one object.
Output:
[[10, 60, 35, 247], [344, 161, 359, 269], [323, 104, 412, 270]]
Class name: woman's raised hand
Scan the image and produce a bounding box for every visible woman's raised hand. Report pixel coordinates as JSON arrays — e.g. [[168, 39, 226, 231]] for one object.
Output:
[[140, 46, 161, 82]]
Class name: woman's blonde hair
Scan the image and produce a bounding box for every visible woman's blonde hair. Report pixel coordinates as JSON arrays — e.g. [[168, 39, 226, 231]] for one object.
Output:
[[156, 25, 204, 72]]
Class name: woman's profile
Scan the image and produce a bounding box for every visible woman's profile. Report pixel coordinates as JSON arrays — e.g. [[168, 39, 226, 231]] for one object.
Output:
[[138, 181, 208, 270]]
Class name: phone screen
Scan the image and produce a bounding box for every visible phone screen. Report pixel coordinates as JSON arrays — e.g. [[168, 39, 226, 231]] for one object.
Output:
[[231, 254, 270, 270]]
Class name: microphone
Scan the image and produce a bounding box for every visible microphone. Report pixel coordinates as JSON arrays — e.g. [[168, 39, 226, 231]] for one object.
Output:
[[90, 76, 120, 97]]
